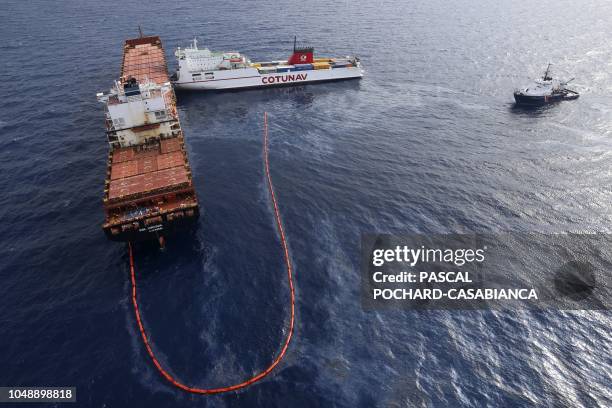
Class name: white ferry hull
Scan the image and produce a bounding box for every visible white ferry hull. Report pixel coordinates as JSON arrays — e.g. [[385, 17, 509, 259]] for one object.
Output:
[[173, 66, 363, 91]]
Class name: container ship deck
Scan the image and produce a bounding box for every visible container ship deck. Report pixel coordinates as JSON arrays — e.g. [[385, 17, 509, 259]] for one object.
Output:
[[98, 36, 199, 242]]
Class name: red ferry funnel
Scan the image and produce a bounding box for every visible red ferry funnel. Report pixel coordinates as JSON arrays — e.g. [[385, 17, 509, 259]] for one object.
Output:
[[288, 37, 313, 65], [288, 49, 314, 65]]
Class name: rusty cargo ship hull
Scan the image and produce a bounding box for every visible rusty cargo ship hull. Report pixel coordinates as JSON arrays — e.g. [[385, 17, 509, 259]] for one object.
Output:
[[98, 36, 199, 242], [103, 135, 199, 242]]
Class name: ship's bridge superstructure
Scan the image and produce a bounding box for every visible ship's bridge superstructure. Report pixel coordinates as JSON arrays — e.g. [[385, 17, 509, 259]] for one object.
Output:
[[97, 77, 180, 148], [175, 38, 248, 74]]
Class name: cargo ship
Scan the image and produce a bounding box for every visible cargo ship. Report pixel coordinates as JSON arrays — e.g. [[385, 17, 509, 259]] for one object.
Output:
[[96, 36, 199, 243], [172, 37, 363, 90]]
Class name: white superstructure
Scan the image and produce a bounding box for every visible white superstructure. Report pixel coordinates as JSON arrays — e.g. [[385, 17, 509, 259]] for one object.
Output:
[[172, 39, 364, 91], [96, 77, 181, 148]]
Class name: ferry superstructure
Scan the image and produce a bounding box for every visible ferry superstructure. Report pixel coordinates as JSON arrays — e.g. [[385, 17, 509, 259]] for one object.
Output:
[[96, 36, 199, 243], [172, 38, 363, 91]]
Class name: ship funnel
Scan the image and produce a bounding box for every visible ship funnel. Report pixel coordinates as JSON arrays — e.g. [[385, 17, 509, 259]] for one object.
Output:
[[288, 37, 314, 65], [123, 77, 141, 96]]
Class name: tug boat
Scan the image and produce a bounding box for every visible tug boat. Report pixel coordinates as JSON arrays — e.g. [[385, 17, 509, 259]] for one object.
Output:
[[172, 37, 363, 90], [513, 64, 579, 106]]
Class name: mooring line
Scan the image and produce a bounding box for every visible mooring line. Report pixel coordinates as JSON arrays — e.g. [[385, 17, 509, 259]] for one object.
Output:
[[128, 111, 295, 394]]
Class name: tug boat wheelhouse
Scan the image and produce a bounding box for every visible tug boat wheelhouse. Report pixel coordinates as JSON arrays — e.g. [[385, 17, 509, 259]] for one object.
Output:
[[513, 64, 579, 106], [172, 37, 363, 90]]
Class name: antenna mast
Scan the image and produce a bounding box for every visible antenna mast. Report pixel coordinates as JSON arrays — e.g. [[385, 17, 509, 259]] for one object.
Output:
[[543, 63, 552, 81]]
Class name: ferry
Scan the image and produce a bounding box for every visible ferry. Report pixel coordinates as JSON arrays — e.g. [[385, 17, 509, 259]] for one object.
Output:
[[513, 64, 579, 106], [172, 38, 363, 90]]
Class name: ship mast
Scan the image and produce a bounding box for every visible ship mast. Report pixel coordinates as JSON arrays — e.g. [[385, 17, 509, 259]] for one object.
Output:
[[543, 63, 552, 81]]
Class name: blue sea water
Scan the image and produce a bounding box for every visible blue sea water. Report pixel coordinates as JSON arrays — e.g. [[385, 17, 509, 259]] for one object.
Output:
[[1, 0, 611, 406]]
